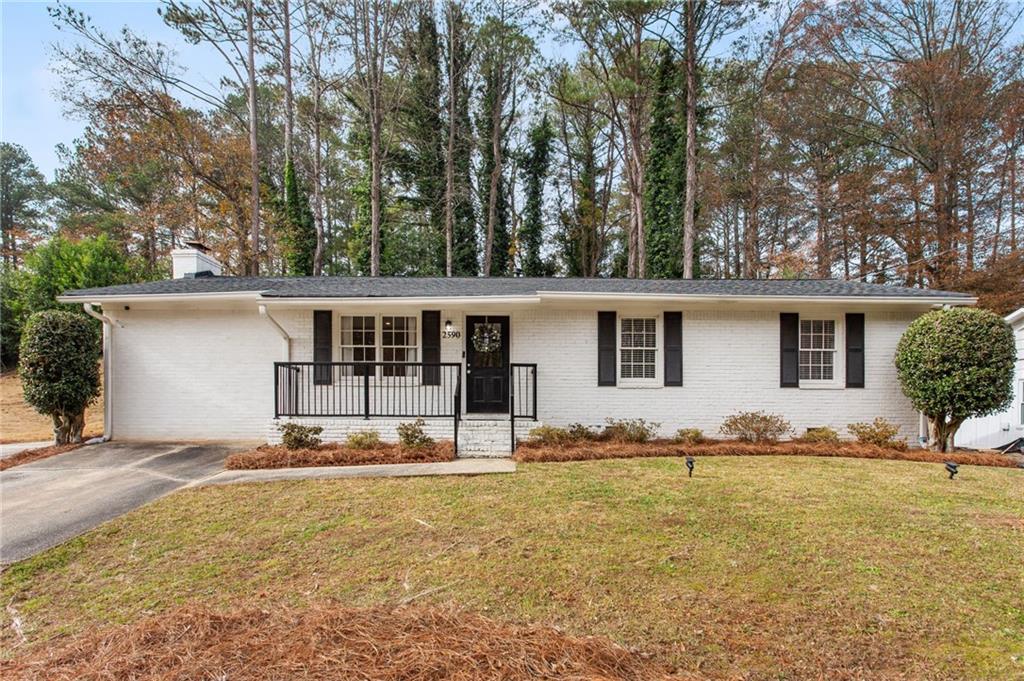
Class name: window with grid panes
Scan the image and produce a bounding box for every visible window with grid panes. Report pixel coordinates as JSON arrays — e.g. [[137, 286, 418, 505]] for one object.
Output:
[[799, 319, 835, 381], [620, 317, 657, 380]]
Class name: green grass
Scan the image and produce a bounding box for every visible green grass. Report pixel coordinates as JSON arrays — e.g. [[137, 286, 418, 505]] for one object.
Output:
[[3, 456, 1023, 679]]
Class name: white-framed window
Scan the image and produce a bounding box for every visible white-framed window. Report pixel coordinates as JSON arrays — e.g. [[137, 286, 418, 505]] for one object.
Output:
[[619, 316, 658, 382], [381, 315, 418, 376], [339, 314, 418, 378], [799, 319, 836, 381]]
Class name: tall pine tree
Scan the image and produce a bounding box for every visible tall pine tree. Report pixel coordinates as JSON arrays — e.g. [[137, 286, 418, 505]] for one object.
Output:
[[645, 48, 685, 279], [477, 55, 511, 276], [519, 114, 554, 276]]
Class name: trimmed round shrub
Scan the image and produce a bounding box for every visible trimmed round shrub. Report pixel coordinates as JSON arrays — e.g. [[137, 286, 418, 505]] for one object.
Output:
[[895, 307, 1015, 451], [19, 310, 101, 444]]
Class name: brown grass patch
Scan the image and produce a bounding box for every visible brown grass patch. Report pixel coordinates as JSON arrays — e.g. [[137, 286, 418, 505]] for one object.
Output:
[[0, 443, 81, 471], [514, 439, 1020, 468], [0, 371, 102, 444], [0, 604, 672, 681], [226, 441, 455, 470]]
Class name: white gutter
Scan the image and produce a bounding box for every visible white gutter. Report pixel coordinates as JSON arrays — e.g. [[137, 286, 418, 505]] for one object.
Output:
[[83, 303, 120, 441], [535, 292, 977, 306], [56, 291, 267, 304], [259, 304, 291, 360]]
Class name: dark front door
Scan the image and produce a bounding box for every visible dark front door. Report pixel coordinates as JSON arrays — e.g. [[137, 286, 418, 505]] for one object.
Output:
[[465, 315, 510, 413]]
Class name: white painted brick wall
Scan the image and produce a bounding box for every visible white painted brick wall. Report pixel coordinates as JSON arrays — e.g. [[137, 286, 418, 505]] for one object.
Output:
[[108, 303, 924, 445], [108, 307, 283, 439]]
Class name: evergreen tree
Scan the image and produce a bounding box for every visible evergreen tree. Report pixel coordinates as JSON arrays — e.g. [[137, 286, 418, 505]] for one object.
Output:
[[645, 48, 684, 279], [403, 4, 445, 274], [519, 114, 554, 276], [277, 159, 316, 276]]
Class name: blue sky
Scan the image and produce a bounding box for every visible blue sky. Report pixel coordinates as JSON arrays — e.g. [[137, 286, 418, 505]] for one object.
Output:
[[1, 0, 231, 179]]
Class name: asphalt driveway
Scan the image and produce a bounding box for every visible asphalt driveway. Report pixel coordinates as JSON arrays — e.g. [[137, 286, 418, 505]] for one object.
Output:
[[0, 441, 244, 564]]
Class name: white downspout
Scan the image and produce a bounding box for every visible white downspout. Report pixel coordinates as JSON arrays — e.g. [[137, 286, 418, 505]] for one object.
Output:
[[259, 304, 291, 360], [83, 303, 118, 442]]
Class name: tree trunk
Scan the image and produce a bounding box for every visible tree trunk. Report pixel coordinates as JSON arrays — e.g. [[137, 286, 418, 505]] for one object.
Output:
[[814, 158, 830, 278], [282, 0, 293, 160], [928, 415, 963, 453], [312, 97, 325, 276], [443, 8, 456, 278], [246, 0, 261, 276], [53, 410, 86, 445], [682, 0, 698, 280], [370, 118, 382, 276], [483, 89, 503, 277]]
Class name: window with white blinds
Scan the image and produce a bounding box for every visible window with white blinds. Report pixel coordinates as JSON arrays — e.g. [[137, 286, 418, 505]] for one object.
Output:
[[620, 317, 657, 380]]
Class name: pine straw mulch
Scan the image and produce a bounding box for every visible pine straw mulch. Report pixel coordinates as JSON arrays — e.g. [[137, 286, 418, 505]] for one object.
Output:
[[514, 439, 1020, 468], [0, 604, 679, 681], [225, 441, 455, 470], [0, 443, 81, 472]]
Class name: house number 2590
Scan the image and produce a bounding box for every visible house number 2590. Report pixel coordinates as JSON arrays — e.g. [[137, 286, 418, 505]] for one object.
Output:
[[443, 330, 461, 339]]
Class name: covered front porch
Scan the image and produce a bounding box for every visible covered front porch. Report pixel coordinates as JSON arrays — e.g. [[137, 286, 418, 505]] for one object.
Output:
[[263, 306, 538, 455]]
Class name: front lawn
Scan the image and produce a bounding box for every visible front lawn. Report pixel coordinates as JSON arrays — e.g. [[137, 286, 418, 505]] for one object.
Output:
[[2, 457, 1022, 679]]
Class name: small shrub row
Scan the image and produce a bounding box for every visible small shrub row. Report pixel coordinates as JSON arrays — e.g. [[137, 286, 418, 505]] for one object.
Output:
[[528, 418, 660, 445], [529, 412, 910, 449], [277, 418, 436, 452]]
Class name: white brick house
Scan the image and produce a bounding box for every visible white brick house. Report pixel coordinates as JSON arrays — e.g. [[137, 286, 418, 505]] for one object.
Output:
[[60, 245, 976, 455]]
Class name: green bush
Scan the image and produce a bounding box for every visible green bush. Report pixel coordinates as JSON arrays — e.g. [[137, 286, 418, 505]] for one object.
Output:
[[797, 427, 839, 444], [895, 307, 1016, 452], [19, 310, 101, 444], [847, 418, 905, 450], [278, 423, 323, 450], [720, 411, 791, 443], [602, 418, 660, 443], [673, 428, 705, 444], [346, 430, 382, 450], [397, 418, 434, 449]]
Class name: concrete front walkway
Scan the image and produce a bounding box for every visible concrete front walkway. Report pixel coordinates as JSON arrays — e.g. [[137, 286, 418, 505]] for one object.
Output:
[[0, 440, 51, 460], [201, 458, 516, 486]]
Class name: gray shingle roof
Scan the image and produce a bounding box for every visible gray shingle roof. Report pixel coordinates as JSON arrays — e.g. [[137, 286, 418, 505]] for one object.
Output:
[[62, 276, 973, 301]]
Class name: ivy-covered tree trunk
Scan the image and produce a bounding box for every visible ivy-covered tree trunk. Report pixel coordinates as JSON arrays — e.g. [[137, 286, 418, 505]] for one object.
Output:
[[519, 115, 554, 276]]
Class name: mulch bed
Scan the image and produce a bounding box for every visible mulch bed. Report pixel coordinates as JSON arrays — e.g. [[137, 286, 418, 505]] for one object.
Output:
[[226, 441, 455, 470], [0, 604, 672, 681], [514, 439, 1020, 469], [0, 443, 81, 472]]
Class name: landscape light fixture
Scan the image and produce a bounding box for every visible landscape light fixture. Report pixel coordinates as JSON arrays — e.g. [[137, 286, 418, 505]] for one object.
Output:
[[945, 461, 959, 480], [685, 456, 695, 478]]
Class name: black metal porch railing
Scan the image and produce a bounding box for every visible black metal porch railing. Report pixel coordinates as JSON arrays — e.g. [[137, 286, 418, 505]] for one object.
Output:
[[509, 363, 538, 452], [275, 362, 462, 452]]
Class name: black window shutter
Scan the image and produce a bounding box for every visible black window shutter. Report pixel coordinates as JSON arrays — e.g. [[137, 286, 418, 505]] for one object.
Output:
[[846, 313, 865, 388], [422, 310, 441, 386], [597, 311, 616, 386], [664, 311, 683, 386], [313, 310, 332, 385], [780, 313, 799, 388]]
